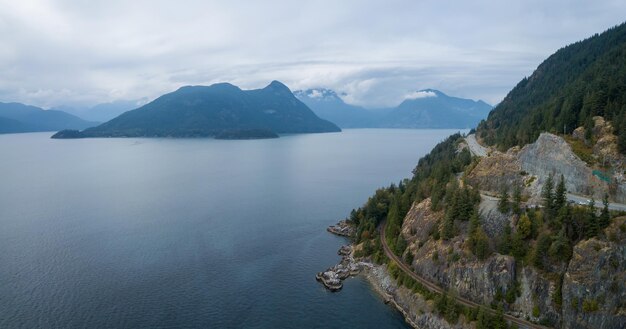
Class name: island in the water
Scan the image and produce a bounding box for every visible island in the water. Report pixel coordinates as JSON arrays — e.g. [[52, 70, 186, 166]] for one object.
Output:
[[52, 80, 340, 139]]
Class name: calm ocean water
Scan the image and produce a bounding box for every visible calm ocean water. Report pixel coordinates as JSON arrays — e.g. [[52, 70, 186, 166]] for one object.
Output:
[[0, 129, 460, 328]]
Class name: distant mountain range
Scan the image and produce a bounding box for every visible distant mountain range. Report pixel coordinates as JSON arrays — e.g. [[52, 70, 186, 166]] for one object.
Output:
[[294, 88, 492, 129], [51, 100, 143, 123], [53, 81, 340, 139], [292, 89, 378, 128], [0, 102, 97, 134], [3, 83, 490, 137]]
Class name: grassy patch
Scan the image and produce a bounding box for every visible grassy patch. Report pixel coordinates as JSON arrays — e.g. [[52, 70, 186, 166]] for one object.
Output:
[[564, 136, 596, 165]]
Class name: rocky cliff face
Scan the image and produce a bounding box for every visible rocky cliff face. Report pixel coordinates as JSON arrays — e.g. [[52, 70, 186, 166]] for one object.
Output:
[[511, 266, 561, 326], [401, 198, 443, 243], [465, 149, 522, 193], [468, 128, 625, 203], [562, 217, 626, 329], [398, 192, 626, 328], [590, 117, 625, 169], [478, 195, 513, 239], [401, 199, 517, 306], [519, 133, 605, 199]]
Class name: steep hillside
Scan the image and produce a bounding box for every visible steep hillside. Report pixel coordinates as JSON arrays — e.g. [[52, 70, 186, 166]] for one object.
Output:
[[340, 23, 626, 329], [478, 22, 626, 153], [53, 81, 340, 138]]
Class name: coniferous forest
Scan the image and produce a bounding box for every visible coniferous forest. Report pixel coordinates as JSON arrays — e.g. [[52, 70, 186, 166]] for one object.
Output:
[[478, 23, 626, 153]]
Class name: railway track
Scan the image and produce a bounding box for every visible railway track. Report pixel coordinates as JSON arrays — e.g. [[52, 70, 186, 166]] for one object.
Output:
[[380, 221, 549, 329]]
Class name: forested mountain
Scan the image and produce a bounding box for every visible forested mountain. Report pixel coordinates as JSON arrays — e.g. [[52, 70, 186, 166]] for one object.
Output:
[[344, 23, 626, 329], [0, 102, 97, 134], [295, 88, 491, 129], [478, 22, 626, 153], [53, 81, 340, 139]]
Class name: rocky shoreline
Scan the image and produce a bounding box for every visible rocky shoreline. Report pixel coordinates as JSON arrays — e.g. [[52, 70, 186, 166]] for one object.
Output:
[[320, 220, 457, 329], [326, 220, 355, 237], [317, 222, 369, 291], [315, 244, 369, 291]]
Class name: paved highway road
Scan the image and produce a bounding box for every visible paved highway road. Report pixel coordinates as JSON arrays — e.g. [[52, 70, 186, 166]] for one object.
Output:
[[465, 134, 488, 157], [566, 193, 626, 212]]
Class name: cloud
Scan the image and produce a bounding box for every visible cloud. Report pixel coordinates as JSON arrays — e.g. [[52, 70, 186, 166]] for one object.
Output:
[[308, 89, 323, 98], [404, 90, 437, 100], [0, 0, 624, 108]]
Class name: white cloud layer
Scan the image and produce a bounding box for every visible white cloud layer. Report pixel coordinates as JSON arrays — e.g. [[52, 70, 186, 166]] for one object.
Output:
[[405, 91, 437, 100], [0, 0, 624, 108]]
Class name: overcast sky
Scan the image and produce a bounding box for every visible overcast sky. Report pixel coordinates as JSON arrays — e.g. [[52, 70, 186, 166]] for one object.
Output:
[[0, 0, 624, 109]]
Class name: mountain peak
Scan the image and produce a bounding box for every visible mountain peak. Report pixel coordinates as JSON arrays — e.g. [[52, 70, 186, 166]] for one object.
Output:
[[404, 89, 441, 101], [264, 80, 291, 93], [52, 81, 340, 138]]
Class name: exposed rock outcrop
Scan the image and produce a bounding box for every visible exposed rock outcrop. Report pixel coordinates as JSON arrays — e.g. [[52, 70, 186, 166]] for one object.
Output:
[[478, 195, 513, 239], [401, 198, 443, 243], [316, 245, 364, 291], [465, 149, 523, 193], [519, 133, 605, 200], [562, 217, 626, 329], [401, 197, 518, 307], [512, 266, 561, 326], [468, 130, 625, 203], [327, 220, 356, 238]]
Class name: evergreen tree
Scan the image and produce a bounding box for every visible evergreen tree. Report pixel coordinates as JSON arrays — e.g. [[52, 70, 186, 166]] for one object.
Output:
[[542, 174, 555, 215], [498, 186, 510, 213], [467, 211, 491, 259], [499, 226, 512, 254], [472, 228, 491, 260], [385, 201, 400, 242], [554, 174, 567, 211], [512, 185, 522, 215], [517, 214, 532, 239], [394, 235, 407, 257], [493, 304, 507, 329], [528, 209, 542, 239], [469, 210, 480, 236], [584, 116, 594, 141], [586, 199, 599, 238], [533, 233, 552, 269], [555, 204, 570, 229], [599, 193, 611, 229], [549, 228, 572, 262], [444, 294, 459, 324], [442, 203, 456, 240], [511, 231, 527, 259], [476, 306, 489, 329], [435, 291, 449, 314]]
